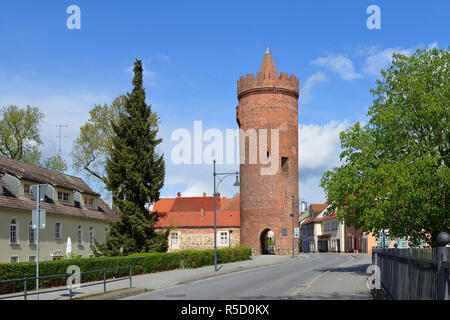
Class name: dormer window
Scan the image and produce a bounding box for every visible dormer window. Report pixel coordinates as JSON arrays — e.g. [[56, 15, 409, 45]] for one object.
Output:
[[24, 184, 32, 195], [58, 192, 69, 201], [84, 197, 94, 206]]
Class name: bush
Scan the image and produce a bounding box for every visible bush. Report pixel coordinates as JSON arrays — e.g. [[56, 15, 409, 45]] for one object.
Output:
[[0, 246, 251, 295]]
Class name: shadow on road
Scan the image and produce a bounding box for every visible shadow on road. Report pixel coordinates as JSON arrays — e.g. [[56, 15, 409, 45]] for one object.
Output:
[[316, 263, 371, 276]]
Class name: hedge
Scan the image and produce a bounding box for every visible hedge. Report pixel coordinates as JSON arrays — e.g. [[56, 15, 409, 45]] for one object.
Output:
[[0, 246, 251, 295]]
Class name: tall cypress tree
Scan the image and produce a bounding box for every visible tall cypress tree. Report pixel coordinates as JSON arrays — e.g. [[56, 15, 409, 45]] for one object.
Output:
[[95, 60, 167, 256]]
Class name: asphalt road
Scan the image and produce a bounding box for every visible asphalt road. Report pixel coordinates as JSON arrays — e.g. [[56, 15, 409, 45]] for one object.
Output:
[[126, 253, 370, 300]]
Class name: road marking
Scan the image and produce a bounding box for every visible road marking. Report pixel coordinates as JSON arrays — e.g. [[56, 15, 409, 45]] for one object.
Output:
[[288, 255, 354, 297]]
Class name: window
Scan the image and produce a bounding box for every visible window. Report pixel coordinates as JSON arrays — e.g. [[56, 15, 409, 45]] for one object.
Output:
[[171, 232, 179, 245], [58, 192, 69, 201], [89, 226, 94, 245], [29, 221, 35, 244], [10, 218, 18, 244], [84, 197, 94, 206], [281, 157, 289, 173], [24, 184, 31, 195], [77, 225, 83, 246], [29, 256, 36, 262], [281, 228, 288, 236], [55, 223, 62, 239], [220, 232, 228, 244], [10, 256, 19, 263]]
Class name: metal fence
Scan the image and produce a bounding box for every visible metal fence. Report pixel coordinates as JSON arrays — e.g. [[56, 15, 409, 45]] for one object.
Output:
[[372, 247, 450, 300], [0, 265, 132, 300]]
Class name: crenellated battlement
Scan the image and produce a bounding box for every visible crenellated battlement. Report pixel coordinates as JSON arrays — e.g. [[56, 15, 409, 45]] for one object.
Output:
[[237, 71, 299, 99]]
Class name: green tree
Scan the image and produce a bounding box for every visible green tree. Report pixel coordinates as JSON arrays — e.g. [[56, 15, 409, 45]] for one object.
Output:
[[43, 154, 68, 172], [0, 105, 44, 165], [0, 105, 68, 171], [95, 60, 166, 256], [321, 48, 449, 247], [71, 96, 126, 183]]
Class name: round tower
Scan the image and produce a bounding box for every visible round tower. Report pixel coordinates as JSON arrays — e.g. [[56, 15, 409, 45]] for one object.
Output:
[[237, 47, 299, 255]]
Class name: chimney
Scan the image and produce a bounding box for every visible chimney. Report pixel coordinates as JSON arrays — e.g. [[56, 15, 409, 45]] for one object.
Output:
[[203, 192, 206, 197], [177, 192, 181, 198]]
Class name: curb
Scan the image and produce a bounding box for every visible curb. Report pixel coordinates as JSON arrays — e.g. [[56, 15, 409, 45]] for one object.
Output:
[[75, 288, 148, 300]]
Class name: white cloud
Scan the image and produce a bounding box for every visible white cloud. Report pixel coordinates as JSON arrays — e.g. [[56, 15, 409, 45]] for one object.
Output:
[[298, 120, 349, 203], [299, 120, 348, 172], [311, 55, 362, 80], [428, 42, 438, 50], [361, 46, 413, 76], [300, 72, 327, 103]]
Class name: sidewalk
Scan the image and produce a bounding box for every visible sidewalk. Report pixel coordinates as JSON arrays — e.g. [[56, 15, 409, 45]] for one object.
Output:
[[1, 254, 307, 300], [291, 254, 373, 300]]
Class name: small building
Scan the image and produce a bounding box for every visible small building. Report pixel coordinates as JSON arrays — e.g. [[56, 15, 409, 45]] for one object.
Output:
[[0, 156, 118, 263], [152, 193, 240, 252], [299, 202, 377, 254]]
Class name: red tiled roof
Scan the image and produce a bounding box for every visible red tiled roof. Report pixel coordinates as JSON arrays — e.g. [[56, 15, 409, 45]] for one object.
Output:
[[151, 194, 240, 228], [310, 201, 329, 214], [154, 210, 239, 228], [313, 212, 337, 222]]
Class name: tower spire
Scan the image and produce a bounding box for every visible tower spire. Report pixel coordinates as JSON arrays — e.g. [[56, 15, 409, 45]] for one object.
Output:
[[260, 46, 278, 77]]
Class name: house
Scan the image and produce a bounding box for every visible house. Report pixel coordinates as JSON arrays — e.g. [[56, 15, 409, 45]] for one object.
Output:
[[298, 201, 425, 253], [299, 202, 378, 253], [151, 192, 240, 252], [0, 156, 118, 263]]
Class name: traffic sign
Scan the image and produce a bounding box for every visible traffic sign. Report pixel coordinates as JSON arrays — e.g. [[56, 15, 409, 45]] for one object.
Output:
[[32, 209, 46, 229], [294, 227, 300, 239]]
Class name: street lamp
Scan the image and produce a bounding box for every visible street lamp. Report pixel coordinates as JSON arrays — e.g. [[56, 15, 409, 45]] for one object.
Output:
[[213, 160, 239, 272], [289, 195, 295, 259], [31, 184, 48, 300]]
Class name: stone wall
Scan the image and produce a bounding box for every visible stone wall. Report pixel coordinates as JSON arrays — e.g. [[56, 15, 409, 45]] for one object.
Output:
[[166, 227, 240, 252]]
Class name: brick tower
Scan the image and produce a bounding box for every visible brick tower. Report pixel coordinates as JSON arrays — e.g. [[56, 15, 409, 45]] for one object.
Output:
[[236, 47, 299, 255]]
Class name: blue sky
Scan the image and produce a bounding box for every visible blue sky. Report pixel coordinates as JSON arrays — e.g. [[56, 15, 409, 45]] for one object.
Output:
[[0, 1, 448, 204]]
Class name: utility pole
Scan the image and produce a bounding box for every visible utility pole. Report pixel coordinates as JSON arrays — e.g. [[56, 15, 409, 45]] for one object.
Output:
[[56, 124, 70, 154]]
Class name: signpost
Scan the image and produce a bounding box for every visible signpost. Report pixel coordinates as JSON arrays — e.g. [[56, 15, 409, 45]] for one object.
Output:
[[31, 184, 48, 300], [294, 228, 300, 239]]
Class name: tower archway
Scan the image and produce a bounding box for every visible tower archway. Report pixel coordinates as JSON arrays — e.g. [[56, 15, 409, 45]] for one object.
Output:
[[260, 229, 275, 254]]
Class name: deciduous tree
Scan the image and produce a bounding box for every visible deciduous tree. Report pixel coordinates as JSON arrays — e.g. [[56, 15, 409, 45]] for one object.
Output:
[[321, 48, 449, 247]]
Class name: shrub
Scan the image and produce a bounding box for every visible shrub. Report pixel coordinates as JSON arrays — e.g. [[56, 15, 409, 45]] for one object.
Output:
[[0, 246, 251, 295]]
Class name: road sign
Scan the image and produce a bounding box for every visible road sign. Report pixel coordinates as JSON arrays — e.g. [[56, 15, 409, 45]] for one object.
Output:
[[294, 227, 300, 239], [32, 209, 46, 229]]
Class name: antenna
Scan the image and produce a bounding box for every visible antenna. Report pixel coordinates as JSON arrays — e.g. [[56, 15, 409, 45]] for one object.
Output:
[[56, 124, 70, 154]]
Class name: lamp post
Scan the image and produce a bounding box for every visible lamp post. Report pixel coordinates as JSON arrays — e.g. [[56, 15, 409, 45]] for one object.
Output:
[[290, 195, 295, 258], [31, 184, 48, 300], [213, 160, 239, 272]]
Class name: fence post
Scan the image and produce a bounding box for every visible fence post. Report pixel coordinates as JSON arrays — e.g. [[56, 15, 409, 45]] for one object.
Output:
[[24, 278, 27, 301], [436, 232, 450, 300], [408, 242, 414, 300], [69, 287, 72, 300], [129, 266, 132, 288], [103, 270, 107, 294]]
